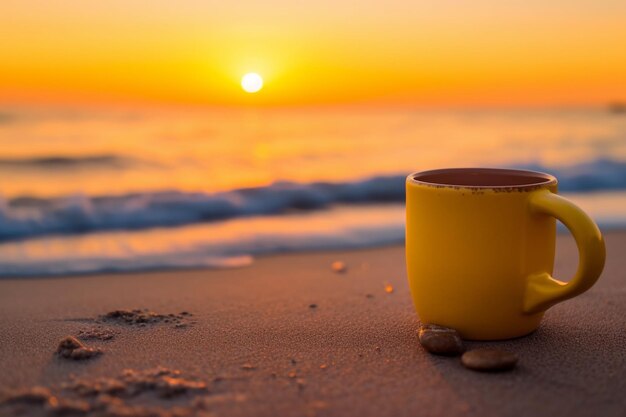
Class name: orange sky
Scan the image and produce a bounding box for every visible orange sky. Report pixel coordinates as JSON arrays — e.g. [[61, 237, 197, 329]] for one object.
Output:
[[1, 0, 626, 107]]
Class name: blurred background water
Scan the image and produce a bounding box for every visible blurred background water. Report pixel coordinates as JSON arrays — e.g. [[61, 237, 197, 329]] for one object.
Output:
[[1, 106, 625, 276]]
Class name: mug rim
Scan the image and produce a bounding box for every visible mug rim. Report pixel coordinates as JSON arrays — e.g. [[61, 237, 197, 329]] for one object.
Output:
[[407, 167, 558, 190]]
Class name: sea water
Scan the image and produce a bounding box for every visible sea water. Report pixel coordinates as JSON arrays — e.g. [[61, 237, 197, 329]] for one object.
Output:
[[0, 106, 624, 276]]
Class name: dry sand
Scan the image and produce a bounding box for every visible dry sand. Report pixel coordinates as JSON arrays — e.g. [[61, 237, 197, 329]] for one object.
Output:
[[0, 231, 624, 416]]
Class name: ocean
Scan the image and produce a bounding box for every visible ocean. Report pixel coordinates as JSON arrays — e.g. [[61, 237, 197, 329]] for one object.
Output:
[[1, 106, 625, 276]]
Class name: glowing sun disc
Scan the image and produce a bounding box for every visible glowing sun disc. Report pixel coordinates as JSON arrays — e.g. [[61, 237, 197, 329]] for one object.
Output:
[[241, 73, 263, 93]]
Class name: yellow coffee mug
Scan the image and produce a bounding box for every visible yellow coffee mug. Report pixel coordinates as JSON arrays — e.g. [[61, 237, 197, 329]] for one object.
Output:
[[405, 168, 605, 340]]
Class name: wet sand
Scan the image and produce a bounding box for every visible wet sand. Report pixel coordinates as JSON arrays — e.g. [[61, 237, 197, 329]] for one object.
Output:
[[0, 231, 624, 417]]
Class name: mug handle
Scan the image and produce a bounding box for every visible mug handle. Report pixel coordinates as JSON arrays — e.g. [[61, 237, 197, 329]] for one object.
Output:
[[523, 190, 606, 314]]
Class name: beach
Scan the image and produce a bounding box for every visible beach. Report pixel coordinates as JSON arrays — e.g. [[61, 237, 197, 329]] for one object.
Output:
[[1, 231, 624, 417], [3, 1, 626, 415]]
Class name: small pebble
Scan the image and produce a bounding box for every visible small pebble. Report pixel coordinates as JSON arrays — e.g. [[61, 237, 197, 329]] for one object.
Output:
[[309, 304, 317, 309], [331, 261, 347, 273], [418, 324, 464, 356], [56, 336, 102, 360], [365, 294, 374, 299], [240, 364, 256, 371], [287, 371, 297, 378], [319, 364, 328, 370], [461, 348, 518, 372]]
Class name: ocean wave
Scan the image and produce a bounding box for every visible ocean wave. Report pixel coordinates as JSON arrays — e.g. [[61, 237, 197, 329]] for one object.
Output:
[[0, 176, 405, 241], [0, 253, 254, 277], [0, 205, 405, 277], [519, 158, 626, 192], [0, 158, 625, 242], [0, 154, 134, 169]]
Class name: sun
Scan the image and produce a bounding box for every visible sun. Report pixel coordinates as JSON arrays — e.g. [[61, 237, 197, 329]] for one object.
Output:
[[241, 73, 263, 93]]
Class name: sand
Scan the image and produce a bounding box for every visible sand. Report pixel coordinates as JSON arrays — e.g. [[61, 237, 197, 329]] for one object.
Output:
[[0, 231, 624, 416]]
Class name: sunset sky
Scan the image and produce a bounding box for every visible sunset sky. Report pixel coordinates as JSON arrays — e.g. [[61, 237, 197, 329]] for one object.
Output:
[[1, 0, 625, 107]]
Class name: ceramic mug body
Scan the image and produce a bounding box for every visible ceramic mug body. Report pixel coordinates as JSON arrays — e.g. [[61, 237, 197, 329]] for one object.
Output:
[[405, 168, 605, 340]]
